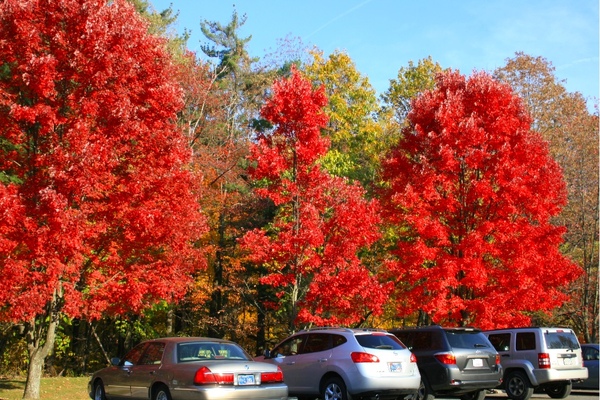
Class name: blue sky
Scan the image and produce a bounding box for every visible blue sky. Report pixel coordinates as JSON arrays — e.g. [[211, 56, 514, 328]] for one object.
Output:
[[150, 0, 598, 109]]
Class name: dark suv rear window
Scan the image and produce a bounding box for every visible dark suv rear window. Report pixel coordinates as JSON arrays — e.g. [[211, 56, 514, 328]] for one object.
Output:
[[356, 333, 406, 350], [545, 331, 580, 350], [445, 331, 492, 349]]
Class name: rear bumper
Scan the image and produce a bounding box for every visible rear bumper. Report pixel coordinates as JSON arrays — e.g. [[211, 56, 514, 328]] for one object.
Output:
[[433, 379, 504, 395], [430, 368, 504, 395], [532, 368, 588, 386], [348, 375, 421, 396], [171, 384, 289, 400]]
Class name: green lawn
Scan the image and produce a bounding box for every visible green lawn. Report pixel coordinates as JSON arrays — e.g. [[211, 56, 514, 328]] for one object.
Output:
[[0, 376, 89, 400]]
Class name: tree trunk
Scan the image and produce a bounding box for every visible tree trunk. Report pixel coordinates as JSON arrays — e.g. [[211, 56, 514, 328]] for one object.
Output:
[[22, 291, 60, 400], [23, 349, 45, 400]]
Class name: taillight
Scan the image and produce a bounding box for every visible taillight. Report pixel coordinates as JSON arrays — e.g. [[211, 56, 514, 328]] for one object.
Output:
[[538, 353, 551, 369], [261, 366, 284, 383], [410, 353, 417, 363], [193, 366, 234, 385], [495, 354, 501, 365], [434, 353, 457, 365], [351, 352, 380, 363]]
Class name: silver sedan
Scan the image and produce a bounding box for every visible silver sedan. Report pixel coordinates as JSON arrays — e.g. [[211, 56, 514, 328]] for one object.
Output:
[[88, 337, 288, 400]]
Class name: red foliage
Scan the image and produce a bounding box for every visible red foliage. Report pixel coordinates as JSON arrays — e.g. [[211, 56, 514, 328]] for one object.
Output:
[[0, 0, 207, 322], [240, 68, 388, 327], [380, 70, 581, 329]]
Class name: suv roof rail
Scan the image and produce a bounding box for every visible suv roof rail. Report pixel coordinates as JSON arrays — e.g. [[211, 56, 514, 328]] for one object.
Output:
[[298, 326, 351, 332], [390, 325, 442, 330], [298, 326, 387, 333], [484, 326, 574, 331]]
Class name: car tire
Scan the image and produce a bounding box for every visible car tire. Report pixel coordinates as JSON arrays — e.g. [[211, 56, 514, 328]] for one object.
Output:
[[152, 384, 172, 400], [544, 382, 572, 399], [460, 389, 486, 400], [322, 376, 350, 400], [413, 375, 435, 400], [505, 371, 534, 400], [93, 380, 107, 400]]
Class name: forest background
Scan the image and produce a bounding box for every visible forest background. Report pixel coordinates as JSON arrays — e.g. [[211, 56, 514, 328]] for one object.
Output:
[[0, 1, 597, 399]]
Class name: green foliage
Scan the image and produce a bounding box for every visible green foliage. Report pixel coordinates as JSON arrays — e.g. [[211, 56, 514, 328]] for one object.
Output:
[[382, 56, 445, 124], [304, 49, 388, 190], [200, 8, 258, 78]]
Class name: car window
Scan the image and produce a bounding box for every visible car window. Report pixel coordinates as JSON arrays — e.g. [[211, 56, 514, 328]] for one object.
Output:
[[212, 343, 249, 359], [303, 334, 332, 353], [583, 346, 599, 361], [545, 331, 581, 350], [488, 333, 511, 351], [356, 333, 406, 350], [412, 331, 438, 351], [331, 334, 347, 348], [392, 332, 413, 348], [273, 336, 305, 357], [138, 342, 165, 365], [178, 342, 250, 362], [120, 342, 148, 366], [516, 332, 536, 351], [445, 331, 491, 349]]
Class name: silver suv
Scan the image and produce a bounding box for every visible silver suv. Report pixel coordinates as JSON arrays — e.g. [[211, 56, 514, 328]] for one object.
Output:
[[485, 327, 588, 400], [256, 327, 420, 400]]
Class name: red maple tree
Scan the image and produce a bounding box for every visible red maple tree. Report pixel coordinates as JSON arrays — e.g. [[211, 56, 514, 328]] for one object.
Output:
[[0, 0, 206, 397], [380, 70, 581, 329], [239, 68, 388, 330]]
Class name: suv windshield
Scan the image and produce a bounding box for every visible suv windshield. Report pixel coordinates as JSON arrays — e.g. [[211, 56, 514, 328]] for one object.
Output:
[[356, 334, 406, 350], [545, 331, 581, 350], [445, 331, 491, 349]]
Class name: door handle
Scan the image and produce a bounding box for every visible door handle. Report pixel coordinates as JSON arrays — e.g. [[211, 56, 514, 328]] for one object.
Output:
[[286, 362, 295, 365], [318, 358, 327, 363]]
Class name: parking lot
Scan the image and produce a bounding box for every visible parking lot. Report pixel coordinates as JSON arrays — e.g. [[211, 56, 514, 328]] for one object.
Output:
[[288, 389, 600, 400], [477, 390, 599, 400]]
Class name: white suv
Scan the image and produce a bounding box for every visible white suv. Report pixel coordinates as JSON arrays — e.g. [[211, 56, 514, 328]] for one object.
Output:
[[256, 327, 421, 400], [485, 327, 588, 400]]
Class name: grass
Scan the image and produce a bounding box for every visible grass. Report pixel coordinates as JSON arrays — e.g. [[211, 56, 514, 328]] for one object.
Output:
[[0, 376, 89, 400]]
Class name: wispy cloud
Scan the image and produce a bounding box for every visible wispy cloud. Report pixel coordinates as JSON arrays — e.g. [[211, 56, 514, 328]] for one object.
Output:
[[307, 0, 375, 38]]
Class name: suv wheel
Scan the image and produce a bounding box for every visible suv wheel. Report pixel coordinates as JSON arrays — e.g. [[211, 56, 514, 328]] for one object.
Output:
[[505, 371, 534, 400], [322, 376, 349, 400], [414, 376, 434, 400], [544, 382, 572, 399], [460, 389, 486, 400]]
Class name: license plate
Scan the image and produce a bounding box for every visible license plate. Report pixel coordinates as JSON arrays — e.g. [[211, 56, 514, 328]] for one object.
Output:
[[238, 374, 256, 385], [389, 362, 403, 372], [564, 357, 572, 365], [473, 358, 484, 367]]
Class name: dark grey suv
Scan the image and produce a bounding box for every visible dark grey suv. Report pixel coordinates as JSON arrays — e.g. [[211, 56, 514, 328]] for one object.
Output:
[[390, 326, 503, 400]]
